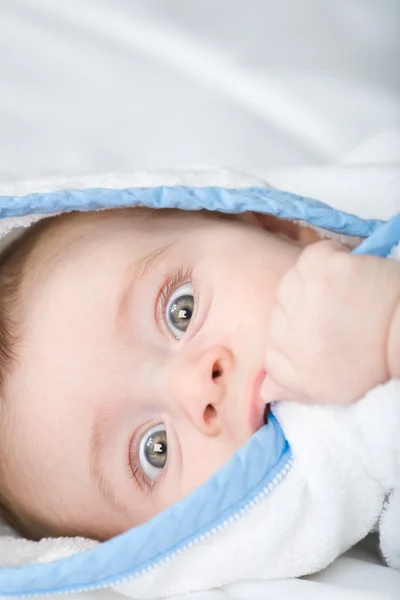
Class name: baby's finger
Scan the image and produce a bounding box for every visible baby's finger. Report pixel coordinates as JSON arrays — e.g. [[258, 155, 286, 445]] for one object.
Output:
[[264, 347, 298, 395], [260, 374, 310, 405], [297, 239, 348, 277], [259, 375, 288, 404], [276, 267, 303, 316], [268, 307, 291, 356], [261, 373, 315, 405]]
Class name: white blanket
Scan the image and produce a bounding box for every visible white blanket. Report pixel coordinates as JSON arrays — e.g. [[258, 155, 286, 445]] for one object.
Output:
[[0, 2, 399, 598], [0, 162, 399, 600], [112, 381, 400, 599]]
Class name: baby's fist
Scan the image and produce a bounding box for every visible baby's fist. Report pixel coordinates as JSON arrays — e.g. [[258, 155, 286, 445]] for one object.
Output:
[[262, 240, 393, 406]]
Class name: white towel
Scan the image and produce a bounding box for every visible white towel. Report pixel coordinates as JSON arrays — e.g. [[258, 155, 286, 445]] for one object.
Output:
[[0, 152, 399, 597], [114, 379, 400, 599]]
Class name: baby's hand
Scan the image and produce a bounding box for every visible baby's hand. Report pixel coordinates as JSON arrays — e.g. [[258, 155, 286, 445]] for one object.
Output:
[[261, 240, 399, 406]]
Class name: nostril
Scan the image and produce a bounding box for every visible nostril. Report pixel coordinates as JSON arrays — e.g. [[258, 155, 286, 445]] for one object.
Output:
[[212, 360, 223, 380]]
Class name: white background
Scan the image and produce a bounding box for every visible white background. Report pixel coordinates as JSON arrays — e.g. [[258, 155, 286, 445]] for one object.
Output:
[[0, 0, 399, 179]]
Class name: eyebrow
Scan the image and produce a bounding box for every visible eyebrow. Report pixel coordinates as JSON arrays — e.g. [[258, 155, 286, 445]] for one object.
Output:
[[89, 243, 174, 515], [90, 404, 131, 519], [114, 243, 174, 343]]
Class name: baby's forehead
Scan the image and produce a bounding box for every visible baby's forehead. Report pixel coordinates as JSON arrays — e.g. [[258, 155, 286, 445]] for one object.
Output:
[[24, 207, 225, 282], [18, 211, 120, 302], [26, 208, 149, 262], [20, 208, 164, 282]]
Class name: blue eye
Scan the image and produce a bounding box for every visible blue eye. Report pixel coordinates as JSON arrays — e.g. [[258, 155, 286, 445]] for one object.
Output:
[[139, 424, 167, 482], [165, 283, 194, 339]]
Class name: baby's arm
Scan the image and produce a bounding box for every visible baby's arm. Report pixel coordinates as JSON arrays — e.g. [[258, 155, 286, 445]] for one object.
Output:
[[261, 240, 400, 405]]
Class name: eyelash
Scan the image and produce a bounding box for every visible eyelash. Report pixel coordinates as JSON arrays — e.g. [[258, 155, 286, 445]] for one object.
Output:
[[158, 267, 195, 337], [127, 426, 157, 495]]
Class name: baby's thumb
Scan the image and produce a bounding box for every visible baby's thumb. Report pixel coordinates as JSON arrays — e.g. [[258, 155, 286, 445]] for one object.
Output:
[[260, 375, 312, 405], [260, 375, 290, 404]]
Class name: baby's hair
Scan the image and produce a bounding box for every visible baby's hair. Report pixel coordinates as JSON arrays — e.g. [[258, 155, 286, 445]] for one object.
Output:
[[0, 210, 112, 538], [0, 207, 155, 385], [0, 206, 157, 539], [0, 214, 61, 537], [0, 211, 94, 537]]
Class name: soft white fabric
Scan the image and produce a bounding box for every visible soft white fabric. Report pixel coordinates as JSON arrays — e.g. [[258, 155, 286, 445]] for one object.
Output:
[[1, 128, 400, 595], [0, 535, 97, 568], [111, 381, 400, 599], [0, 166, 399, 599], [0, 2, 399, 598]]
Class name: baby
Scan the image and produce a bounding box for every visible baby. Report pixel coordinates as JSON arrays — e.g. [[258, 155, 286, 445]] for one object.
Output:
[[0, 207, 398, 542]]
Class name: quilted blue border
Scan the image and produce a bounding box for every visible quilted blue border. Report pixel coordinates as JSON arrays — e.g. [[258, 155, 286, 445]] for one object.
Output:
[[0, 186, 383, 237], [0, 185, 397, 596], [0, 417, 289, 596], [353, 213, 400, 256]]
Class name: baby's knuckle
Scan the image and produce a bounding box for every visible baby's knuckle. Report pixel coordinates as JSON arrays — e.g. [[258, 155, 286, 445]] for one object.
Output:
[[264, 347, 282, 374], [298, 241, 332, 275], [268, 307, 287, 342], [297, 244, 318, 270], [308, 275, 330, 304], [329, 251, 353, 275], [327, 252, 357, 296], [278, 269, 299, 306]]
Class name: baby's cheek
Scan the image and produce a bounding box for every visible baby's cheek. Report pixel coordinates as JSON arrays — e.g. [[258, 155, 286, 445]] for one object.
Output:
[[160, 438, 236, 508]]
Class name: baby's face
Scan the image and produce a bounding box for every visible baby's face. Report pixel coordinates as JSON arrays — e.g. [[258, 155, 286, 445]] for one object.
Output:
[[3, 210, 300, 539]]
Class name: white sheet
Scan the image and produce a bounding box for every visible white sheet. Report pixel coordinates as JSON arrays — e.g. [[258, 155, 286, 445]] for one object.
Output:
[[0, 2, 399, 599], [1, 0, 399, 177]]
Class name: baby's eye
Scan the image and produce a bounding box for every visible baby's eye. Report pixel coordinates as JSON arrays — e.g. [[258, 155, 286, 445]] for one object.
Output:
[[165, 283, 194, 339], [139, 424, 168, 482]]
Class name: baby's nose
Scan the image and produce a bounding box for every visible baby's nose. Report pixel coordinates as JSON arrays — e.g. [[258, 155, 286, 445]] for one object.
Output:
[[173, 346, 233, 436]]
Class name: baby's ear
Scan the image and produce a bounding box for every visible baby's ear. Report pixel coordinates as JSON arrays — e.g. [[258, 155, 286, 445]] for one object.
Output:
[[236, 211, 302, 242]]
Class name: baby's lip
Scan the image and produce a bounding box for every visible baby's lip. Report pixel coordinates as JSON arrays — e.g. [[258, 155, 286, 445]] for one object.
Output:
[[248, 368, 267, 432]]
